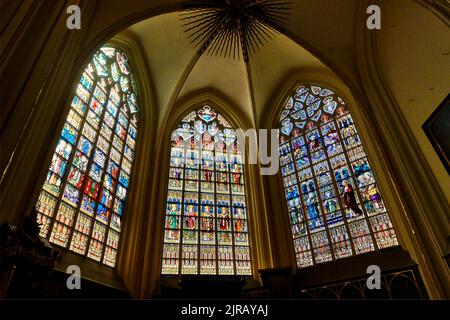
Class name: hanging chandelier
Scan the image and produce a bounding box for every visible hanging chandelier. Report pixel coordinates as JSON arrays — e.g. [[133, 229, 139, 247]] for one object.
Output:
[[180, 0, 292, 63]]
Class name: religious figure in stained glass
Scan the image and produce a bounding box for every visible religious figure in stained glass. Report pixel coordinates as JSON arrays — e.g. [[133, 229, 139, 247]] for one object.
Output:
[[279, 84, 399, 267], [161, 105, 252, 275], [35, 46, 139, 267], [341, 180, 363, 217]]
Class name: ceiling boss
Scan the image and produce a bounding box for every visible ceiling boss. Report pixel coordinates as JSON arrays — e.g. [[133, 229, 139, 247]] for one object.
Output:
[[180, 0, 292, 62]]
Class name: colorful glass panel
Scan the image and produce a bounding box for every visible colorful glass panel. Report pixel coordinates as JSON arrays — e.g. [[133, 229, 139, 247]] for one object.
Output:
[[161, 106, 251, 276], [279, 85, 398, 268], [35, 46, 139, 268]]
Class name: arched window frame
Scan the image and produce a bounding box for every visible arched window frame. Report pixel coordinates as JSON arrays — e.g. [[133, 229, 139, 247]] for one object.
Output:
[[278, 83, 399, 268], [34, 45, 140, 268], [160, 104, 252, 276]]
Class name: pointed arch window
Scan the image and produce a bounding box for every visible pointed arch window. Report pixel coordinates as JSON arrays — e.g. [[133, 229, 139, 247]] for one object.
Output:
[[35, 46, 139, 267], [279, 84, 399, 268], [161, 105, 252, 275]]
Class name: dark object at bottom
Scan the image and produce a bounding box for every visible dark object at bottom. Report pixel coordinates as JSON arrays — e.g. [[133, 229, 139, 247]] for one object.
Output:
[[179, 275, 248, 299]]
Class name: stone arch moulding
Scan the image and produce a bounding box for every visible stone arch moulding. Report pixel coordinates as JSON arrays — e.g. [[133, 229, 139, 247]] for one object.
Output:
[[259, 67, 420, 273], [103, 32, 160, 297], [76, 1, 367, 125], [140, 91, 275, 297], [15, 31, 158, 296], [0, 1, 365, 231], [354, 0, 450, 298], [2, 0, 447, 298]]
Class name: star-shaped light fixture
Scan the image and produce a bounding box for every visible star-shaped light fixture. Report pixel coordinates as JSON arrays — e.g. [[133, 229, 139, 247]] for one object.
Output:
[[180, 0, 292, 63]]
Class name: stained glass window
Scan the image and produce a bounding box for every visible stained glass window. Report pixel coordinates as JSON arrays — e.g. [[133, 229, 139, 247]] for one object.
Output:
[[35, 46, 139, 267], [279, 85, 398, 268], [161, 105, 251, 275]]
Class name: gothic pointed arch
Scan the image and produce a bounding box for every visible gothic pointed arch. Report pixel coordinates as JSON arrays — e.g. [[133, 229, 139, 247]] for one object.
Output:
[[35, 46, 139, 267], [278, 84, 399, 268], [161, 104, 252, 275]]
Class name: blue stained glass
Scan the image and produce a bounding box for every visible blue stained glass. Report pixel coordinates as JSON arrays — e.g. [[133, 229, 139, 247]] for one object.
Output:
[[93, 148, 106, 167], [78, 136, 93, 156], [100, 188, 113, 208], [281, 162, 295, 176], [81, 195, 96, 215], [124, 145, 134, 161], [118, 112, 128, 128], [326, 142, 343, 157], [119, 171, 129, 187], [90, 163, 102, 182], [80, 73, 93, 91], [286, 186, 300, 200], [317, 172, 332, 186], [320, 185, 336, 199], [291, 136, 305, 148], [352, 158, 371, 177], [71, 96, 86, 115], [280, 153, 293, 166], [306, 131, 322, 152], [128, 125, 137, 139], [49, 154, 67, 177], [293, 145, 308, 159], [120, 76, 130, 92], [107, 160, 119, 179], [36, 46, 139, 267], [114, 198, 124, 216], [323, 131, 340, 146], [96, 204, 109, 222], [61, 123, 77, 145], [311, 149, 326, 164], [280, 84, 398, 268], [296, 157, 310, 169]]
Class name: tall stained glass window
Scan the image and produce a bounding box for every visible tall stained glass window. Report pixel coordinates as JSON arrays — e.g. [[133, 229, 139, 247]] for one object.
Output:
[[35, 46, 139, 267], [161, 105, 251, 275], [279, 84, 399, 268]]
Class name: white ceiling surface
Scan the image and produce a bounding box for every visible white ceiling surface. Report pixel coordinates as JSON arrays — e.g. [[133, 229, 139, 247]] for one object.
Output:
[[127, 11, 327, 127]]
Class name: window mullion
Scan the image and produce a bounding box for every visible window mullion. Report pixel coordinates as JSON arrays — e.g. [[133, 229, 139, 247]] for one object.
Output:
[[50, 75, 97, 252]]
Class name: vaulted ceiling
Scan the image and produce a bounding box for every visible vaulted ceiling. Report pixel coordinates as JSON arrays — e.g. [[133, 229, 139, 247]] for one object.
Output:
[[127, 11, 325, 126], [108, 0, 449, 199]]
